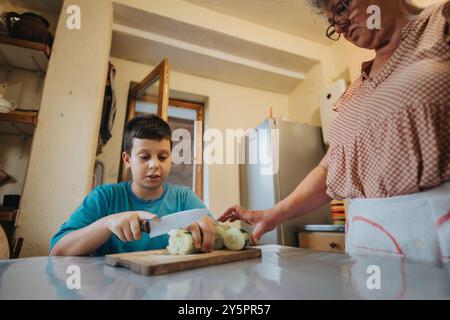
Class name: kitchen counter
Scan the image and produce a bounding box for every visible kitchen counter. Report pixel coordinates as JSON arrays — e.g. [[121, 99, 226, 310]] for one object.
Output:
[[0, 245, 449, 300]]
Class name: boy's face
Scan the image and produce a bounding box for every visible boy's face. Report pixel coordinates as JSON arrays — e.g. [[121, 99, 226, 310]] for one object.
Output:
[[122, 138, 172, 190]]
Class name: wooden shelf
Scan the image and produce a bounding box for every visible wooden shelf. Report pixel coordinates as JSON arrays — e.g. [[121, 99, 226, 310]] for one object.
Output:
[[0, 110, 38, 125], [0, 110, 38, 135], [0, 208, 19, 223], [0, 35, 51, 72], [0, 36, 47, 133]]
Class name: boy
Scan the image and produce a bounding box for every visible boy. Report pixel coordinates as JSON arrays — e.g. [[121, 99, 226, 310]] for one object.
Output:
[[50, 115, 216, 256]]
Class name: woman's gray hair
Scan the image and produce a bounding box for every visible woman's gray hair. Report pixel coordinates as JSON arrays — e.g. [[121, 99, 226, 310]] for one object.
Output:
[[307, 0, 327, 14]]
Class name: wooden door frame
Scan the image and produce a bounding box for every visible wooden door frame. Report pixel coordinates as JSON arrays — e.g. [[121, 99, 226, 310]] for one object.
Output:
[[129, 59, 170, 121]]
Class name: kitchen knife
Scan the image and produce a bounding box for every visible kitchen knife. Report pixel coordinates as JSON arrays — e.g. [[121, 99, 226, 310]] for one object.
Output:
[[140, 208, 209, 238]]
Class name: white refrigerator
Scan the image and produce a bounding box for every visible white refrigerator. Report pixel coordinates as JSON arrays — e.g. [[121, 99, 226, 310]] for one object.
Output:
[[239, 118, 331, 247]]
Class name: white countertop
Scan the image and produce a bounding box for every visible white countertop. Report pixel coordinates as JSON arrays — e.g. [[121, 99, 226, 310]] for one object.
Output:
[[0, 245, 449, 300]]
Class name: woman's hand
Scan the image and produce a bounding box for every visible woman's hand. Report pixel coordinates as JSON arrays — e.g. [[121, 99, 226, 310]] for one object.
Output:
[[218, 205, 279, 244], [105, 211, 158, 242], [187, 216, 216, 252]]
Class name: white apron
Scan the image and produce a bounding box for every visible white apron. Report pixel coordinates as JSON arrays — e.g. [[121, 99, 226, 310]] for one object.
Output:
[[346, 181, 450, 264]]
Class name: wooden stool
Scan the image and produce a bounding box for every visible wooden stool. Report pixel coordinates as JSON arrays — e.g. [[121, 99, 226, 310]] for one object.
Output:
[[0, 225, 9, 260]]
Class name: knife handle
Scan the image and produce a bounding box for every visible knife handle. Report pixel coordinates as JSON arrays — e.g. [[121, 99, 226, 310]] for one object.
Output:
[[140, 220, 151, 233]]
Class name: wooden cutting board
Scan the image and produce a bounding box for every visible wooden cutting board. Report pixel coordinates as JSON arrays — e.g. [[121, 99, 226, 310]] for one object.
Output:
[[105, 248, 262, 276]]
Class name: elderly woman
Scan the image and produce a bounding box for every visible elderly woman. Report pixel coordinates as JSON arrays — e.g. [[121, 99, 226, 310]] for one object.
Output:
[[219, 0, 450, 264]]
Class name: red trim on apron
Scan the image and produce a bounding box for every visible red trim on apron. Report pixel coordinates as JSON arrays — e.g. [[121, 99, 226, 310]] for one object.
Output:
[[352, 216, 405, 255]]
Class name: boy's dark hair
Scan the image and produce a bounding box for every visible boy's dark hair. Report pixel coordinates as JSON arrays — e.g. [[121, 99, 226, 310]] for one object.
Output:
[[123, 115, 172, 154]]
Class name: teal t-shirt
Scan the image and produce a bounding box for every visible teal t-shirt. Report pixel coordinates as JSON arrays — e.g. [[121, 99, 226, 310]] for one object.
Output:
[[50, 182, 208, 256]]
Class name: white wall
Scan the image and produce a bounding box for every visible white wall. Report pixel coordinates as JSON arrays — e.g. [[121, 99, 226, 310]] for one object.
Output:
[[287, 43, 355, 127], [97, 57, 289, 217], [288, 63, 325, 126]]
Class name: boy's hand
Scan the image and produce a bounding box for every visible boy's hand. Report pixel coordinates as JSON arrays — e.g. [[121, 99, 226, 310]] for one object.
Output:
[[187, 216, 216, 253], [106, 211, 158, 242]]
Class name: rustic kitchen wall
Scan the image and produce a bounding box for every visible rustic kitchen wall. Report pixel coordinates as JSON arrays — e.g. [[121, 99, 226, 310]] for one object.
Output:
[[11, 0, 443, 256], [16, 0, 113, 257]]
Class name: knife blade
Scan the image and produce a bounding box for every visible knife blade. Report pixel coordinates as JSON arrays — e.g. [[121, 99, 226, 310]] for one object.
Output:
[[140, 208, 209, 238]]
